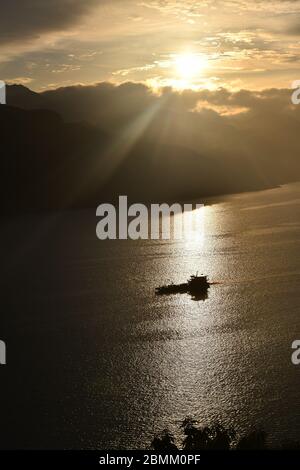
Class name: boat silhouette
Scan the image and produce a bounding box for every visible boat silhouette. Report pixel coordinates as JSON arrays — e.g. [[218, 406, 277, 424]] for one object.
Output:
[[155, 274, 211, 301]]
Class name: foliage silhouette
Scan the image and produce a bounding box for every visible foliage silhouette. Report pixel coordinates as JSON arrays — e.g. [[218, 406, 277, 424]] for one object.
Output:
[[151, 417, 300, 450], [152, 430, 178, 452]]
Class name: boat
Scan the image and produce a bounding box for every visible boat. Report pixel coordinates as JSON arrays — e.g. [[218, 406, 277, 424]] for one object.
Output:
[[155, 274, 211, 300]]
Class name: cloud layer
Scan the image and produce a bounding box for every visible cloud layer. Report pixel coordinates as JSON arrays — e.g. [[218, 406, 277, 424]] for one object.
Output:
[[0, 0, 99, 44], [1, 1, 300, 90]]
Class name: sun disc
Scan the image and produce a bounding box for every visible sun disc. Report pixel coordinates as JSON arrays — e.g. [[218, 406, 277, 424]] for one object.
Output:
[[175, 53, 207, 79]]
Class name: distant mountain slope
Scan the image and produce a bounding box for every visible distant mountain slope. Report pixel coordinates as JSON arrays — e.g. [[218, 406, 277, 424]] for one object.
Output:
[[1, 87, 274, 212], [6, 84, 46, 110], [0, 102, 270, 212], [0, 105, 109, 212]]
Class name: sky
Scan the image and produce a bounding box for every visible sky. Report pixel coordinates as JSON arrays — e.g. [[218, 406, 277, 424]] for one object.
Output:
[[1, 0, 300, 91]]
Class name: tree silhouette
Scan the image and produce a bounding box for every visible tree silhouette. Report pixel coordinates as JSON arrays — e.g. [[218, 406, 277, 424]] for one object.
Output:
[[152, 430, 178, 452], [151, 417, 299, 450]]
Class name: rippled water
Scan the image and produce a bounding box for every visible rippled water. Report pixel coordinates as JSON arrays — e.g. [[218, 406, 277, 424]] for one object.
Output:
[[1, 183, 300, 449]]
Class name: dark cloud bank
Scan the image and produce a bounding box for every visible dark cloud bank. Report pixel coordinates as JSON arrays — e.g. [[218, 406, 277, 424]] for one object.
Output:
[[1, 82, 299, 212], [0, 0, 99, 43]]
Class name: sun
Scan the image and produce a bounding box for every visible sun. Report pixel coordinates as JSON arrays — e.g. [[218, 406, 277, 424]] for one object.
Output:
[[174, 53, 207, 80]]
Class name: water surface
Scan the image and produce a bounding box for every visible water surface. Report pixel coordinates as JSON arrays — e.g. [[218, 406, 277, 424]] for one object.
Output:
[[1, 183, 300, 449]]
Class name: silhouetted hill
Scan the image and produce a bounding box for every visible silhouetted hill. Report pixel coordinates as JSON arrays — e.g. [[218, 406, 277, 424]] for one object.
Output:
[[102, 137, 265, 201], [0, 105, 109, 212], [0, 101, 270, 212], [7, 84, 46, 110], [7, 83, 298, 199]]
